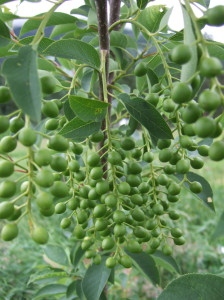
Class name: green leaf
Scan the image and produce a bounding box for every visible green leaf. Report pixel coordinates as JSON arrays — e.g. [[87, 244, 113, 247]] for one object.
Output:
[[69, 95, 109, 122], [44, 244, 69, 267], [64, 99, 76, 121], [34, 284, 67, 299], [59, 117, 101, 142], [152, 250, 181, 274], [20, 12, 77, 36], [43, 39, 100, 69], [87, 8, 98, 27], [110, 31, 128, 49], [50, 23, 77, 38], [0, 19, 10, 47], [147, 68, 159, 86], [211, 211, 224, 240], [175, 172, 215, 212], [76, 280, 85, 300], [180, 6, 197, 82], [2, 45, 41, 122], [72, 245, 85, 268], [28, 269, 67, 285], [158, 274, 224, 300], [12, 36, 55, 53], [138, 5, 167, 34], [119, 94, 173, 140], [158, 7, 173, 31], [195, 0, 210, 8], [70, 5, 90, 17], [37, 58, 56, 72], [82, 256, 111, 300], [207, 44, 224, 61], [0, 12, 20, 22], [125, 251, 160, 285], [66, 281, 77, 299], [137, 0, 148, 9]]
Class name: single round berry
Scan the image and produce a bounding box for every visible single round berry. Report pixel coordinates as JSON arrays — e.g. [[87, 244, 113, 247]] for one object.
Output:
[[36, 192, 53, 210], [199, 57, 222, 78], [90, 167, 103, 180], [113, 210, 126, 223], [1, 223, 18, 241], [93, 204, 106, 218], [205, 5, 224, 26], [105, 194, 117, 208], [18, 127, 37, 146], [0, 116, 9, 133], [10, 117, 25, 133], [0, 180, 16, 198], [42, 101, 59, 118], [181, 102, 201, 124], [189, 181, 202, 194], [159, 149, 172, 162], [198, 90, 221, 111], [176, 159, 190, 174], [70, 143, 83, 155], [32, 227, 49, 244], [134, 62, 147, 77], [163, 98, 176, 112], [35, 169, 54, 187], [194, 117, 216, 138], [50, 181, 69, 198], [55, 202, 66, 214], [50, 155, 67, 172], [34, 148, 52, 166], [171, 227, 183, 238], [93, 254, 102, 265], [209, 141, 224, 161], [170, 44, 192, 64], [118, 182, 131, 195], [126, 240, 142, 253], [121, 137, 135, 151], [106, 257, 116, 268], [171, 83, 192, 104], [40, 75, 56, 94], [45, 119, 58, 131], [90, 131, 104, 143], [0, 136, 17, 153], [0, 201, 14, 219], [198, 145, 209, 156], [114, 224, 126, 237], [120, 255, 132, 268], [87, 153, 101, 167], [74, 225, 85, 239], [143, 152, 154, 162], [0, 86, 11, 103], [168, 182, 181, 195], [190, 157, 204, 169], [102, 237, 115, 250], [0, 160, 14, 177], [60, 217, 71, 229], [153, 203, 164, 215], [48, 135, 69, 152], [146, 93, 159, 106], [108, 151, 122, 165], [162, 244, 172, 256], [174, 236, 185, 245]]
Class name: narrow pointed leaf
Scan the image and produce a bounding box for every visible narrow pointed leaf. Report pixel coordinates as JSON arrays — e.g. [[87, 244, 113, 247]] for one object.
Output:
[[180, 6, 197, 82], [44, 39, 100, 69], [44, 245, 69, 267], [152, 250, 181, 274], [82, 256, 111, 300], [2, 45, 41, 122], [175, 172, 215, 212], [158, 274, 224, 300], [20, 12, 77, 36], [125, 251, 160, 285], [69, 95, 109, 122], [59, 117, 101, 142], [119, 93, 173, 140], [211, 211, 224, 240], [34, 284, 67, 299]]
